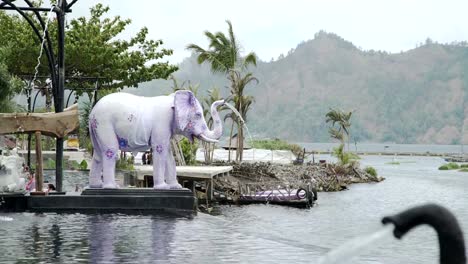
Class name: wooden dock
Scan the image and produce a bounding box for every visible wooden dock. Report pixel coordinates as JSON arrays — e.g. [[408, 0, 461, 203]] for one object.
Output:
[[133, 165, 233, 200]]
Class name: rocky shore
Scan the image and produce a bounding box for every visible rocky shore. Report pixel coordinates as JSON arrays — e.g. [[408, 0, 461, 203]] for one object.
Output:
[[211, 161, 384, 195]]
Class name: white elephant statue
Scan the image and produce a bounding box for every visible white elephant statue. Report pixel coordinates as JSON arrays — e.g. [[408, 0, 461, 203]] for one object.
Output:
[[88, 90, 224, 189]]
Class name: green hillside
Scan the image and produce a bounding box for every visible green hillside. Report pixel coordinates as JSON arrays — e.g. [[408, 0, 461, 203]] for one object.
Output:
[[127, 31, 468, 144]]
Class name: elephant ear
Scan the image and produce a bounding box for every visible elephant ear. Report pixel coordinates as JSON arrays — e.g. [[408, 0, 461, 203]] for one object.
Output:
[[174, 90, 195, 131]]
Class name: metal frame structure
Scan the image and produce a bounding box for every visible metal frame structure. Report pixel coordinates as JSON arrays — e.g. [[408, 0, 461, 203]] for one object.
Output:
[[0, 0, 77, 192]]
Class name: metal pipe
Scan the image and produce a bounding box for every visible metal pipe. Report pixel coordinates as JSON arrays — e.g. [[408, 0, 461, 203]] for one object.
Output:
[[0, 5, 71, 12], [65, 90, 74, 108]]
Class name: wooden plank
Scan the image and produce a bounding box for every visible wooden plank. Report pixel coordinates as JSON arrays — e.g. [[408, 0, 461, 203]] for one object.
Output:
[[35, 131, 43, 192], [0, 104, 79, 138]]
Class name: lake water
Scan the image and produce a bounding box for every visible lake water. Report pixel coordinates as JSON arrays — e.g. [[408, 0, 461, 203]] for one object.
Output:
[[1, 154, 467, 263]]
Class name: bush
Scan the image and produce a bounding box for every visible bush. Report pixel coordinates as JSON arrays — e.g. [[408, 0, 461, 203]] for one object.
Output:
[[459, 168, 468, 172], [45, 158, 55, 169], [385, 161, 400, 165], [116, 155, 134, 170], [251, 139, 303, 157], [332, 143, 360, 165], [365, 166, 377, 177], [79, 160, 88, 170], [180, 138, 197, 165], [438, 162, 459, 170], [460, 164, 468, 168]]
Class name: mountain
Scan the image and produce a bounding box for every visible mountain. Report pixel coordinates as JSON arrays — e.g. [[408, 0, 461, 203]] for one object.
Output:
[[126, 31, 468, 144]]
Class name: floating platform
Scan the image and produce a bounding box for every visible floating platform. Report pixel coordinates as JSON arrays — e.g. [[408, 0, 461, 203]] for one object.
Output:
[[238, 189, 316, 209], [0, 188, 196, 215]]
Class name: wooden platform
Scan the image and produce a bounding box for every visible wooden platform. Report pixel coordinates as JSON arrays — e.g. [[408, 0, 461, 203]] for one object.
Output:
[[133, 165, 233, 200]]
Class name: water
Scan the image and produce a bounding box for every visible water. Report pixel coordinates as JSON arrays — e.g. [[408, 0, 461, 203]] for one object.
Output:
[[1, 154, 468, 263], [224, 102, 255, 148], [300, 142, 466, 155]]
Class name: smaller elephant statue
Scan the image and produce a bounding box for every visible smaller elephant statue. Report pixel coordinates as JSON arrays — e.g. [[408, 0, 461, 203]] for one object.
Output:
[[88, 90, 225, 189]]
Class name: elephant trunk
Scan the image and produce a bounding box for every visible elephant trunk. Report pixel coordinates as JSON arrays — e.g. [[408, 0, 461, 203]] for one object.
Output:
[[201, 99, 225, 141]]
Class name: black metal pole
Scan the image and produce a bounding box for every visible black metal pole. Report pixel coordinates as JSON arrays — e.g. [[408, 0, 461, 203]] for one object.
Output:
[[55, 0, 66, 192]]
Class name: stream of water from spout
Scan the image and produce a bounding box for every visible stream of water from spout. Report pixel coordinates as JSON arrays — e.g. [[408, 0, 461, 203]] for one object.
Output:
[[224, 102, 256, 159], [30, 6, 56, 89], [317, 224, 395, 264]]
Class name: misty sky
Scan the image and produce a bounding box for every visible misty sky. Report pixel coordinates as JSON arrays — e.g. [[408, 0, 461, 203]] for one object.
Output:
[[69, 0, 468, 64]]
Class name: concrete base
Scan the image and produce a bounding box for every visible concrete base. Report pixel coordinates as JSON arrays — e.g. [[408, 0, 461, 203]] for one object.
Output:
[[0, 188, 196, 215]]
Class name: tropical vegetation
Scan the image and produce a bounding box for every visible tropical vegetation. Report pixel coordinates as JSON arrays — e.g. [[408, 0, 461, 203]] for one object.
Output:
[[0, 4, 177, 94], [187, 20, 258, 162], [251, 139, 303, 157]]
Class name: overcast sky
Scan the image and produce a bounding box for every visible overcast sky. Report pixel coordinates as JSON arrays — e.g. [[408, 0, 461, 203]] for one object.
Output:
[[69, 0, 468, 64]]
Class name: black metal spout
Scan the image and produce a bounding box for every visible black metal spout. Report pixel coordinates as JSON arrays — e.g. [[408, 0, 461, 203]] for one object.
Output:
[[382, 204, 466, 264]]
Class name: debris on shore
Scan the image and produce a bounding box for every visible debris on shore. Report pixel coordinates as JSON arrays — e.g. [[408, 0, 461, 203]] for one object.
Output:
[[211, 161, 384, 195]]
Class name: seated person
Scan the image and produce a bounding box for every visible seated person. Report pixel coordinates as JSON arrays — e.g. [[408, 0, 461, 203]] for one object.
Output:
[[47, 183, 56, 193], [25, 172, 35, 192]]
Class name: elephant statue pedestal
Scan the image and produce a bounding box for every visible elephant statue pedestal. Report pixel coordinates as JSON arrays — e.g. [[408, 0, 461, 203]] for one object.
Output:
[[0, 188, 196, 214], [78, 187, 196, 213]]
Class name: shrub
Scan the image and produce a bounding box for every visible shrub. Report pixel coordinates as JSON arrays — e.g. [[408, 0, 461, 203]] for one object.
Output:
[[439, 162, 459, 170], [116, 155, 134, 170], [79, 160, 88, 170], [439, 165, 449, 170], [385, 161, 400, 165], [332, 143, 360, 165], [45, 158, 55, 169], [365, 166, 377, 177], [251, 138, 303, 156], [180, 138, 197, 165], [69, 160, 80, 170], [460, 164, 468, 168], [459, 168, 468, 172]]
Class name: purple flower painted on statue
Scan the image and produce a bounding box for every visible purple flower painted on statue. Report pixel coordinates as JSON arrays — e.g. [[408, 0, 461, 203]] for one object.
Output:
[[155, 144, 163, 154], [117, 136, 128, 148], [201, 124, 207, 131], [128, 114, 134, 122], [90, 116, 98, 130], [105, 149, 115, 159]]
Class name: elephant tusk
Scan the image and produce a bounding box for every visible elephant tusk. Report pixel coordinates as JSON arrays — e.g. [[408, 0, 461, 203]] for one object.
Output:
[[199, 134, 219, 143]]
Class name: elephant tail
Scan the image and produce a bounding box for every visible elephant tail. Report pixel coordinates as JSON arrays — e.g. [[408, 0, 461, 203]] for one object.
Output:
[[89, 120, 102, 162]]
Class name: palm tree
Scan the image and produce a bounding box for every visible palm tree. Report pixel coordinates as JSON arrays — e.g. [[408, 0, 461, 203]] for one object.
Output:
[[186, 20, 256, 74], [325, 108, 353, 145], [187, 21, 258, 162], [227, 70, 258, 161]]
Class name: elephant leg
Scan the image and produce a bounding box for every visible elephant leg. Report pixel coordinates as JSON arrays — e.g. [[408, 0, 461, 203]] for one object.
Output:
[[94, 127, 119, 189], [89, 152, 103, 188], [165, 147, 182, 189], [152, 139, 170, 189]]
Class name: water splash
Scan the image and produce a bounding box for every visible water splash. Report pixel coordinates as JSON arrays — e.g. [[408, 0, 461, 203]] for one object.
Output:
[[0, 216, 13, 222], [0, 149, 26, 192], [29, 6, 56, 92], [317, 224, 395, 264], [224, 102, 255, 156]]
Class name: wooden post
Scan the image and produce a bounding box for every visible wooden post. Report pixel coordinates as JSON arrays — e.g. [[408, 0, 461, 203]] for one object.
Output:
[[35, 131, 44, 193]]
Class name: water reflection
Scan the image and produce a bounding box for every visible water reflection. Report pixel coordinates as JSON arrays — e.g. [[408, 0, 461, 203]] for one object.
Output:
[[88, 215, 116, 263], [152, 216, 176, 261]]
